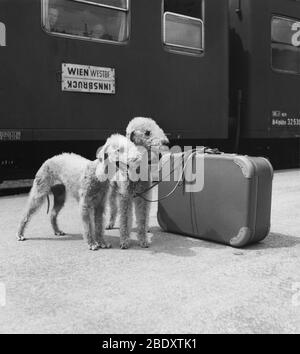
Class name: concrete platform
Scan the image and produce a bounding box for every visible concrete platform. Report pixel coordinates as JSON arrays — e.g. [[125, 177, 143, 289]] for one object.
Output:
[[0, 170, 299, 334]]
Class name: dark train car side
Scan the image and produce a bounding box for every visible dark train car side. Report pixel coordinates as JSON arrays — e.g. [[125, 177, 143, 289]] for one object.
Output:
[[229, 0, 300, 165], [0, 0, 300, 180], [0, 0, 228, 179]]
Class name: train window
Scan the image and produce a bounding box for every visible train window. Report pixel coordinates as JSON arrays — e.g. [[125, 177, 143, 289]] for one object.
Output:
[[0, 23, 6, 47], [163, 0, 204, 54], [272, 16, 300, 74], [42, 0, 129, 43]]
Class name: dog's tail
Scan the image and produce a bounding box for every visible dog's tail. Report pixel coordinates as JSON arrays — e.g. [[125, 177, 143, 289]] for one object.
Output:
[[46, 195, 50, 214]]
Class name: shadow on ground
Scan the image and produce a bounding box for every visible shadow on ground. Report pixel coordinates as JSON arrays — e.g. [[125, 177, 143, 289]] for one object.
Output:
[[25, 234, 83, 241], [24, 229, 300, 257], [247, 232, 300, 250]]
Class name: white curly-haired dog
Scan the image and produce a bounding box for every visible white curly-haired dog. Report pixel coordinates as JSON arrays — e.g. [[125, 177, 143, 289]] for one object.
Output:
[[16, 134, 142, 250], [107, 117, 169, 249]]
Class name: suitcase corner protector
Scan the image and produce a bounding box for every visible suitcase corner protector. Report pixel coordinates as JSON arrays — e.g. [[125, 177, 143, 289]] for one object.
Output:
[[230, 227, 252, 247], [233, 157, 254, 179]]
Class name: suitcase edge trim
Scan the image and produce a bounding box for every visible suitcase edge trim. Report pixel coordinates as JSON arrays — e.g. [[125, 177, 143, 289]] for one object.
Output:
[[233, 156, 256, 179], [229, 227, 252, 248]]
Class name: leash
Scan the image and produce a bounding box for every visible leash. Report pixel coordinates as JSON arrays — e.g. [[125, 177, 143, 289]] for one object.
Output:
[[134, 147, 222, 203], [133, 150, 192, 202], [46, 195, 50, 214]]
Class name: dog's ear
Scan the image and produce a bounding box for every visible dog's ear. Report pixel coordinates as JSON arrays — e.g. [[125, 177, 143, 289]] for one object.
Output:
[[96, 145, 104, 159], [95, 161, 109, 182], [96, 143, 109, 162], [129, 131, 135, 143], [96, 142, 110, 181]]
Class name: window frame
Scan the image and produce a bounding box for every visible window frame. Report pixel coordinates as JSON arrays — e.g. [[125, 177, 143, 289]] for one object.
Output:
[[41, 0, 130, 45], [72, 0, 129, 11], [162, 1, 205, 56], [271, 14, 300, 75]]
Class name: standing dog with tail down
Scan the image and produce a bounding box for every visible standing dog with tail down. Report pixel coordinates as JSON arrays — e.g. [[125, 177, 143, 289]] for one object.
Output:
[[16, 134, 142, 250]]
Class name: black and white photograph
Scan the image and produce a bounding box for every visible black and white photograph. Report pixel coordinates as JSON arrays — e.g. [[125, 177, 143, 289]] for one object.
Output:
[[0, 0, 299, 337]]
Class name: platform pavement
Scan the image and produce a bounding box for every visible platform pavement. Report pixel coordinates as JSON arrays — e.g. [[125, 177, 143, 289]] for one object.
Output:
[[0, 170, 299, 333]]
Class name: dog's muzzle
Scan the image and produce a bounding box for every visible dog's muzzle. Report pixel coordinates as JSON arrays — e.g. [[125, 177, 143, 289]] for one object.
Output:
[[116, 161, 128, 170]]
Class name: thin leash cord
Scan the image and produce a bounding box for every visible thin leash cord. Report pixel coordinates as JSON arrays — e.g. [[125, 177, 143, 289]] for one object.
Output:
[[133, 150, 192, 201], [135, 150, 199, 203], [46, 195, 50, 214], [133, 150, 193, 198], [190, 184, 200, 235]]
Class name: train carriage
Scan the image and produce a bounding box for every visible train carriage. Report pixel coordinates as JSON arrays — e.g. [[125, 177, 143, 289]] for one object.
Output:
[[230, 0, 300, 139], [0, 0, 300, 180]]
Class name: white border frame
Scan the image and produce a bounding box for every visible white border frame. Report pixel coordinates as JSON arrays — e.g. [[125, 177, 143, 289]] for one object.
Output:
[[163, 11, 204, 52]]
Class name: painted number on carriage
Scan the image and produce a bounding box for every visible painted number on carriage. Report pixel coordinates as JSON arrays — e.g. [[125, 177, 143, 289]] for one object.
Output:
[[271, 110, 300, 128], [62, 63, 116, 94], [291, 22, 300, 47]]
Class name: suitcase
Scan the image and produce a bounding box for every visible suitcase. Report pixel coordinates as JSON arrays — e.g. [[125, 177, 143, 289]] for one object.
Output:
[[157, 150, 273, 248]]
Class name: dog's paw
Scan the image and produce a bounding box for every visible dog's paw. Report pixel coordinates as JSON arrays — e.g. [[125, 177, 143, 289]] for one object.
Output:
[[139, 240, 150, 248], [120, 240, 130, 249], [98, 241, 112, 249], [89, 243, 100, 251], [17, 235, 26, 241], [55, 231, 66, 236]]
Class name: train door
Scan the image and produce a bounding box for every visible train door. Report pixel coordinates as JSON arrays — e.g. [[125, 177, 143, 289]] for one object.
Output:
[[128, 0, 229, 140]]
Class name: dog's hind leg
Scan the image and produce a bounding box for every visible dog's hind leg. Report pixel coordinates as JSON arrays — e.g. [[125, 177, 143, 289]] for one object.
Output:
[[94, 203, 111, 249], [17, 162, 54, 241], [17, 187, 48, 241], [50, 184, 66, 236], [119, 195, 133, 249]]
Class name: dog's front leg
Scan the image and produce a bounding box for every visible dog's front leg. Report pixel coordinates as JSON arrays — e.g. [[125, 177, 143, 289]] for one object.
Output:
[[106, 182, 119, 229], [119, 194, 133, 249], [134, 193, 150, 248], [79, 200, 98, 251], [94, 204, 111, 249]]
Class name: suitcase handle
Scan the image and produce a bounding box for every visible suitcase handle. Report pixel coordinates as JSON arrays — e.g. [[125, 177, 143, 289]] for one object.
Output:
[[203, 147, 223, 155]]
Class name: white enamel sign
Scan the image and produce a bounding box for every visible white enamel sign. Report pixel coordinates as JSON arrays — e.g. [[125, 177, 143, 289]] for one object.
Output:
[[62, 63, 116, 94]]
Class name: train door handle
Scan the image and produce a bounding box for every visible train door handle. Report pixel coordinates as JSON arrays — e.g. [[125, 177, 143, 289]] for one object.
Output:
[[235, 0, 242, 16]]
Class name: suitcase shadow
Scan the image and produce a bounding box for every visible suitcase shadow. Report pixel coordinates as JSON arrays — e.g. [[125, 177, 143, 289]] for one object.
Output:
[[98, 227, 224, 257], [142, 228, 300, 256], [246, 232, 300, 250], [146, 226, 225, 256]]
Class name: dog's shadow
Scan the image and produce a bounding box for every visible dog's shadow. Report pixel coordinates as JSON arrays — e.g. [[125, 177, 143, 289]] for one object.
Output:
[[26, 229, 300, 257], [104, 227, 225, 257], [107, 228, 300, 257], [26, 234, 83, 241]]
